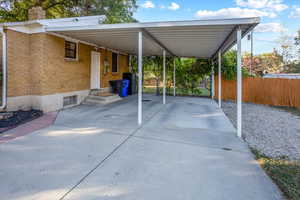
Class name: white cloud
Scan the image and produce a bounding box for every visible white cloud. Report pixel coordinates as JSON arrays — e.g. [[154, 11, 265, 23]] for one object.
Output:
[[141, 1, 155, 9], [195, 7, 276, 19], [168, 2, 180, 10], [289, 7, 300, 18], [236, 0, 288, 12], [255, 22, 287, 32], [256, 36, 276, 42]]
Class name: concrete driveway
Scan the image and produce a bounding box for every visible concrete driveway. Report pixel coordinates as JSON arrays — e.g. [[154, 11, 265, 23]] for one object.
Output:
[[0, 95, 282, 200]]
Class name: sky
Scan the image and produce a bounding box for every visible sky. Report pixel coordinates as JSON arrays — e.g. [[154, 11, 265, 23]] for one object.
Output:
[[133, 0, 300, 55]]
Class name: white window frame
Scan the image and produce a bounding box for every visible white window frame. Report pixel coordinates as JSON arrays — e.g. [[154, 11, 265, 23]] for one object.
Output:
[[64, 40, 79, 61]]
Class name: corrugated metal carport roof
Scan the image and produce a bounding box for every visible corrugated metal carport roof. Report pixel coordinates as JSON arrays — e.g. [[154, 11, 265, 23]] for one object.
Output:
[[45, 17, 260, 58]]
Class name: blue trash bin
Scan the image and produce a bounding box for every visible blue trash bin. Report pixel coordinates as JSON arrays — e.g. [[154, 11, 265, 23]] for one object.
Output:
[[121, 79, 130, 97]]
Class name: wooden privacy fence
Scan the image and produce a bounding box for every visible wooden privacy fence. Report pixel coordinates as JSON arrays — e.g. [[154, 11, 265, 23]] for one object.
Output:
[[214, 76, 300, 108]]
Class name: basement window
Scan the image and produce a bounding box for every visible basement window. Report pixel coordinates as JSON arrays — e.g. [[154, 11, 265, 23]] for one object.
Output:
[[65, 40, 78, 60], [63, 95, 77, 107], [112, 52, 118, 73]]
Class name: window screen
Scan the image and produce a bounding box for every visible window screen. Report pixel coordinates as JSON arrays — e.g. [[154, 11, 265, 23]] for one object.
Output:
[[112, 52, 118, 73], [65, 41, 77, 59]]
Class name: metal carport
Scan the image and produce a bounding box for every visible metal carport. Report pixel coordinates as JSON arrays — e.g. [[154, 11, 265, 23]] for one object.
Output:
[[45, 17, 260, 138]]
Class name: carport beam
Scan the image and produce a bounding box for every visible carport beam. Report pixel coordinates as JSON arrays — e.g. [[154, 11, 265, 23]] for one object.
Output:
[[237, 27, 242, 138], [138, 31, 143, 125], [218, 50, 222, 108]]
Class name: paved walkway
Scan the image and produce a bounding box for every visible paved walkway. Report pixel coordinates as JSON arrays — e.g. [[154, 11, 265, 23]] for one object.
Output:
[[0, 95, 283, 200]]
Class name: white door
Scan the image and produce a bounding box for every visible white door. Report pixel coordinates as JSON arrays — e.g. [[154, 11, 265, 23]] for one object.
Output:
[[90, 51, 101, 89]]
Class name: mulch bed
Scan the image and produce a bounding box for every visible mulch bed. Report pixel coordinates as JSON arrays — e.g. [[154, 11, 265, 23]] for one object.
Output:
[[0, 110, 43, 134]]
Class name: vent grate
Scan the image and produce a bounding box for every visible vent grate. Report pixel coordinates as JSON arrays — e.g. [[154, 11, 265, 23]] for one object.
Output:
[[63, 95, 77, 107]]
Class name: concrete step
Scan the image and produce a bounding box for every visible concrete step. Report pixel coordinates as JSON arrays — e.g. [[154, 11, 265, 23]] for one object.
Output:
[[88, 95, 120, 101], [83, 94, 122, 105]]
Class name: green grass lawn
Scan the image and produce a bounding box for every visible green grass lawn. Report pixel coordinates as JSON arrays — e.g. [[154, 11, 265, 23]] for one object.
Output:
[[143, 86, 211, 97], [251, 149, 300, 200]]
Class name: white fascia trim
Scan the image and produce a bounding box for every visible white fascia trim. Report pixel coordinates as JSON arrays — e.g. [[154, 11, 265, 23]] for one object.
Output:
[[39, 15, 106, 26], [2, 15, 106, 34], [45, 17, 260, 32], [0, 15, 105, 28]]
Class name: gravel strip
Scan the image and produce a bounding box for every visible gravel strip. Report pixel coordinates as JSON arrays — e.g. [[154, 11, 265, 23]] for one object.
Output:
[[222, 101, 300, 160]]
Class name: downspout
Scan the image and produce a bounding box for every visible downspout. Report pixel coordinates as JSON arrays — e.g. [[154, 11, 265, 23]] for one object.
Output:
[[0, 26, 7, 110]]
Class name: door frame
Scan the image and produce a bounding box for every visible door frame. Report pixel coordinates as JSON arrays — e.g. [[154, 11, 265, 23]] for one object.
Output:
[[90, 51, 101, 89]]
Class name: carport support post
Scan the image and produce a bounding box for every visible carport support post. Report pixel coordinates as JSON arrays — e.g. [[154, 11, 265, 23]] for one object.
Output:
[[237, 27, 242, 138], [163, 50, 166, 104], [218, 50, 222, 108], [211, 61, 215, 99], [173, 58, 176, 97], [138, 31, 143, 125]]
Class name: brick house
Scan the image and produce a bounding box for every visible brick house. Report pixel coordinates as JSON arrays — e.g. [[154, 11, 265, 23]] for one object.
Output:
[[0, 8, 130, 112]]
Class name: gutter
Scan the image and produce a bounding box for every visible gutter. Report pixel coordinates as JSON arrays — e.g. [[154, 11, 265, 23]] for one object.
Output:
[[0, 26, 7, 110]]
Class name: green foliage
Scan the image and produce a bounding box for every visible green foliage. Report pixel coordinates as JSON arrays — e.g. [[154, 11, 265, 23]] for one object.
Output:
[[175, 58, 210, 93], [132, 56, 211, 96], [220, 50, 238, 80], [133, 50, 252, 95], [214, 50, 250, 80], [284, 62, 300, 73], [0, 0, 137, 23]]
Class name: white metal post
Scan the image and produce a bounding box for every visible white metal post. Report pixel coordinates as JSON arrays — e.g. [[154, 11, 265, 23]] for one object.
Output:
[[218, 50, 222, 108], [0, 27, 7, 109], [250, 31, 253, 75], [211, 61, 215, 99], [163, 50, 166, 104], [173, 58, 176, 97], [237, 27, 242, 138], [138, 32, 143, 125]]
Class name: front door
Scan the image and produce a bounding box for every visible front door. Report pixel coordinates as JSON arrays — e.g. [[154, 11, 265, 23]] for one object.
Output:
[[90, 51, 101, 89]]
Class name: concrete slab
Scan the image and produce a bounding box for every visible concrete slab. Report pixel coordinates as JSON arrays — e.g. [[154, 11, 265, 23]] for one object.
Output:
[[0, 94, 283, 200], [0, 126, 127, 200], [55, 95, 164, 135], [63, 137, 282, 200], [135, 96, 248, 152]]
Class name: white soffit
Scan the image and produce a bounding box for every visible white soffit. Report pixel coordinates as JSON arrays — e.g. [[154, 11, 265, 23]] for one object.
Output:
[[45, 17, 260, 58]]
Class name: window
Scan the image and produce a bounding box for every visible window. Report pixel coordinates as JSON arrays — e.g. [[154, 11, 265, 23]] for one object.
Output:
[[63, 95, 77, 107], [65, 41, 77, 60], [112, 52, 118, 73]]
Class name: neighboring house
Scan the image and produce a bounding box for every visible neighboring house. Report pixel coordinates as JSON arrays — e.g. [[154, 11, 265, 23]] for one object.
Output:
[[263, 73, 300, 79], [0, 8, 129, 112]]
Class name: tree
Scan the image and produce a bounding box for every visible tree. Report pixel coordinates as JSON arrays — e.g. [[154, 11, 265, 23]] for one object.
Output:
[[0, 0, 137, 23], [295, 30, 300, 59], [276, 33, 298, 64], [212, 50, 249, 80], [242, 50, 284, 76]]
